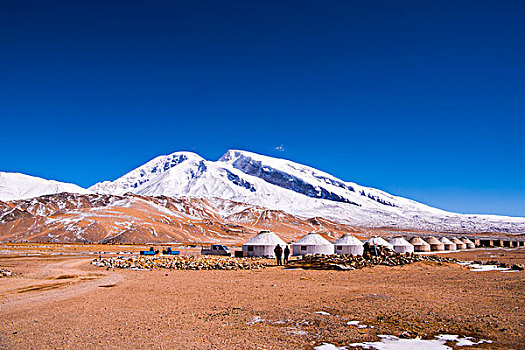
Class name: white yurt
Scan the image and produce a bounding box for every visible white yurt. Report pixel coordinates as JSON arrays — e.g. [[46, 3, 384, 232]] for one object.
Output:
[[439, 237, 457, 251], [365, 236, 394, 250], [450, 237, 467, 250], [409, 237, 431, 252], [425, 237, 445, 251], [292, 233, 334, 256], [460, 237, 476, 249], [389, 237, 414, 254], [242, 230, 287, 258], [334, 234, 364, 255]]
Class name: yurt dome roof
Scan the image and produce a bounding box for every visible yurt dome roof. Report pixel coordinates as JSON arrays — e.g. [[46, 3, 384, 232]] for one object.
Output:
[[334, 234, 363, 246], [425, 237, 442, 244], [295, 233, 331, 245], [439, 237, 454, 244], [409, 237, 431, 246], [366, 237, 393, 247], [389, 237, 412, 246], [243, 231, 286, 246]]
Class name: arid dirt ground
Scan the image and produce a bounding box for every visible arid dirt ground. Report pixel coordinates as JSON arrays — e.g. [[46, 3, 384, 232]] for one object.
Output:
[[0, 244, 524, 349]]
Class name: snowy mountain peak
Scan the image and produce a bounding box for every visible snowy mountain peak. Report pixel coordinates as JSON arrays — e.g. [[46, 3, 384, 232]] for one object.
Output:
[[220, 149, 356, 191], [220, 149, 335, 180], [88, 151, 204, 195], [219, 149, 363, 205], [0, 172, 91, 201], [219, 150, 417, 210]]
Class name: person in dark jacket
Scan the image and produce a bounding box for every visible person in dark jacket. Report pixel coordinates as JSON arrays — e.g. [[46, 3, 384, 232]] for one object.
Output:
[[283, 245, 290, 264], [274, 244, 283, 265]]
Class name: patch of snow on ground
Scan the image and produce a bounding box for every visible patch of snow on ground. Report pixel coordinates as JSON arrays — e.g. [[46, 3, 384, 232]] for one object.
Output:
[[346, 320, 373, 328], [314, 343, 347, 350], [286, 328, 308, 336], [315, 311, 331, 316], [347, 334, 492, 349], [247, 316, 265, 324], [435, 334, 492, 346], [468, 263, 510, 272], [457, 261, 515, 272], [349, 335, 449, 350]]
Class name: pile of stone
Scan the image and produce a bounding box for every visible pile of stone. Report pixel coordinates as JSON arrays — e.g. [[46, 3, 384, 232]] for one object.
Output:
[[0, 267, 13, 277], [92, 255, 268, 271], [289, 245, 458, 270]]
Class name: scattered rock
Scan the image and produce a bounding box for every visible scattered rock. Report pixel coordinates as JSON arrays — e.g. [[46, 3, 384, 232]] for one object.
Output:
[[0, 267, 13, 277], [287, 246, 459, 270], [92, 255, 267, 271]]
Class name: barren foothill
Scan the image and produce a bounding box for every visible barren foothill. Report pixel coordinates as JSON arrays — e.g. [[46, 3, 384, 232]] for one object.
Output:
[[0, 245, 524, 349]]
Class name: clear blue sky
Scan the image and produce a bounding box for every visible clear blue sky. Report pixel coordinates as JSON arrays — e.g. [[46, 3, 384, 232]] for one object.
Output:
[[1, 1, 524, 216]]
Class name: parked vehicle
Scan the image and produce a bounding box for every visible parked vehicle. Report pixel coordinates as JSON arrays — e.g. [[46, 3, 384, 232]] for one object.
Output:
[[140, 247, 159, 255], [201, 244, 231, 256], [162, 247, 180, 255]]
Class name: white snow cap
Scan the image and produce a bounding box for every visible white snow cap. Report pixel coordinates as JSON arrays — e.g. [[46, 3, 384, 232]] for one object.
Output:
[[296, 232, 332, 245], [334, 234, 363, 246], [89, 151, 204, 195], [389, 237, 412, 246], [243, 230, 286, 246]]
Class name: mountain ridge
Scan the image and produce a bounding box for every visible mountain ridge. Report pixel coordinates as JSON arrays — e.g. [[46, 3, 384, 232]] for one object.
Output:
[[1, 150, 524, 236], [85, 149, 524, 233], [0, 172, 92, 201]]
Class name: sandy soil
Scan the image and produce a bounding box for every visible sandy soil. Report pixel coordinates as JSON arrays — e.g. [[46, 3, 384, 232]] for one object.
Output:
[[0, 246, 524, 349]]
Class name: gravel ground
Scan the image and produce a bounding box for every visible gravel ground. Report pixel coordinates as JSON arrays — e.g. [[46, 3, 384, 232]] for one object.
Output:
[[0, 247, 523, 349]]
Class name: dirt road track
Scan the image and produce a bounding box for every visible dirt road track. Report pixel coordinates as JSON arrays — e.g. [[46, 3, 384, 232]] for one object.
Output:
[[0, 257, 122, 313]]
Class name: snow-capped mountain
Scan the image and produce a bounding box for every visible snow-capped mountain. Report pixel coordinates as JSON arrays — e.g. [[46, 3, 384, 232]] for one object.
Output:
[[88, 150, 525, 233], [0, 172, 92, 201], [2, 149, 523, 243]]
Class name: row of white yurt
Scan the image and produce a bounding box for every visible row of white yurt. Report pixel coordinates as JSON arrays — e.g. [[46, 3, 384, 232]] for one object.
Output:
[[242, 232, 368, 257], [242, 231, 356, 257], [242, 231, 477, 258], [242, 232, 419, 257]]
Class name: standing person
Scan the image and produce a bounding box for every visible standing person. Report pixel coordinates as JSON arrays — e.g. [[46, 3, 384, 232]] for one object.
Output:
[[283, 245, 290, 264], [373, 244, 379, 257], [274, 244, 283, 266]]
